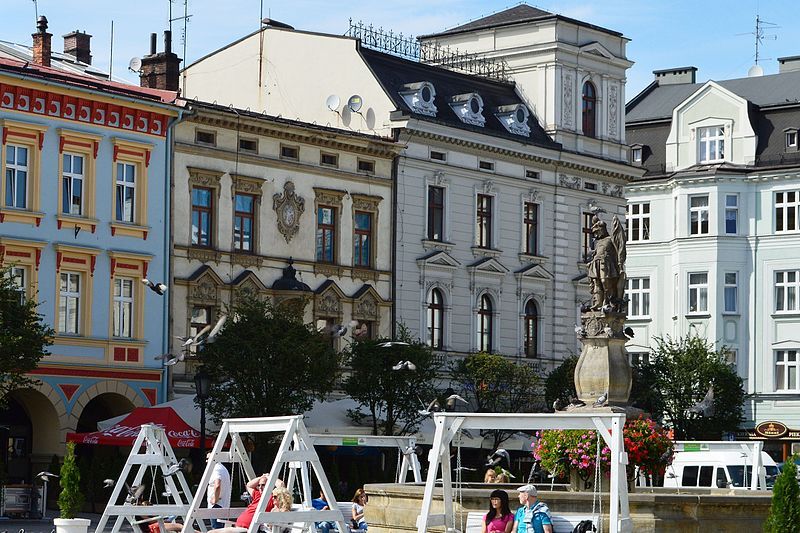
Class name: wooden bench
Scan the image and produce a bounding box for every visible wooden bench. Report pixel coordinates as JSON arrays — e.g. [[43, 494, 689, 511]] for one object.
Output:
[[465, 511, 597, 533]]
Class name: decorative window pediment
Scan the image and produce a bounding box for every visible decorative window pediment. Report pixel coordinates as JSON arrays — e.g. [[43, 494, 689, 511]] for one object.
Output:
[[186, 264, 224, 304], [450, 93, 485, 127], [468, 257, 509, 278], [515, 263, 554, 284], [230, 269, 268, 297], [352, 284, 383, 321], [495, 104, 531, 137], [314, 279, 346, 317], [399, 81, 437, 117], [416, 250, 460, 271]]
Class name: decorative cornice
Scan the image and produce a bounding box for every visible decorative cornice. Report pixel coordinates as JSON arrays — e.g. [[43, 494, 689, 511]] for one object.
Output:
[[351, 193, 382, 211], [314, 187, 347, 207]]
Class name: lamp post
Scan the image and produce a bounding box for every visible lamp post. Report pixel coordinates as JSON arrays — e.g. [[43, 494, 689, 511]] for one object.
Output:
[[194, 367, 211, 469]]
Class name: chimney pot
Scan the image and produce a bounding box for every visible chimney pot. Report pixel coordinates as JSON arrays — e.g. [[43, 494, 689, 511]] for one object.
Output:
[[149, 33, 157, 55], [164, 30, 172, 54], [32, 15, 52, 67], [36, 16, 48, 33]]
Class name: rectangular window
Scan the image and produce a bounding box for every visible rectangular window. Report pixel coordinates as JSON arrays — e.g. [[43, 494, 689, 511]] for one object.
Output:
[[724, 272, 738, 313], [430, 150, 447, 162], [427, 186, 445, 241], [775, 191, 799, 232], [629, 352, 650, 366], [524, 202, 539, 255], [478, 160, 494, 171], [775, 350, 799, 391], [113, 277, 134, 338], [6, 266, 26, 304], [582, 212, 594, 261], [280, 145, 299, 160], [316, 206, 336, 263], [58, 272, 80, 334], [698, 126, 724, 163], [787, 131, 798, 149], [195, 130, 216, 146], [627, 202, 651, 241], [775, 270, 800, 312], [5, 144, 28, 208], [233, 193, 255, 252], [725, 194, 738, 234], [476, 194, 493, 248], [688, 272, 709, 314], [115, 162, 136, 223], [357, 159, 375, 173], [239, 138, 258, 153], [689, 195, 709, 235], [626, 277, 651, 318], [353, 211, 372, 267], [525, 169, 540, 180], [583, 181, 597, 191], [191, 187, 213, 247], [631, 146, 642, 163], [320, 153, 338, 167], [62, 153, 84, 216]]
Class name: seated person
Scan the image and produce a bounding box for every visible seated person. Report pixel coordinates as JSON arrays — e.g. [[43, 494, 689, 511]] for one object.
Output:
[[207, 475, 284, 533], [311, 488, 336, 533], [351, 488, 368, 531], [267, 488, 293, 533], [484, 469, 498, 483]]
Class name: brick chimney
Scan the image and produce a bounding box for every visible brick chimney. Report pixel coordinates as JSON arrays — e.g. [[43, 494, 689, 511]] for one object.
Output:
[[32, 16, 52, 67], [63, 30, 92, 65], [139, 31, 181, 91]]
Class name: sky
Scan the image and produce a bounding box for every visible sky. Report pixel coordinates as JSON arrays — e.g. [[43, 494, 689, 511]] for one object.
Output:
[[2, 0, 799, 101]]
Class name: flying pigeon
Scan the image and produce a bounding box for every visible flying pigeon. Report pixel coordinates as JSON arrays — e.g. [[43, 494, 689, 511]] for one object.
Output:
[[392, 360, 417, 371], [454, 466, 477, 472], [623, 327, 635, 339], [103, 479, 115, 488], [378, 341, 410, 348], [486, 448, 511, 468], [141, 278, 167, 296], [418, 397, 442, 416], [36, 471, 59, 482], [164, 458, 192, 477], [204, 315, 228, 344], [446, 394, 468, 405], [164, 352, 187, 366], [330, 324, 348, 338], [124, 483, 146, 504], [593, 391, 608, 408], [181, 324, 212, 348], [687, 385, 715, 417]]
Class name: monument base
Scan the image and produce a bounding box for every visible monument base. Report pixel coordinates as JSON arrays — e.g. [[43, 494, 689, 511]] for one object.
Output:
[[574, 332, 631, 407]]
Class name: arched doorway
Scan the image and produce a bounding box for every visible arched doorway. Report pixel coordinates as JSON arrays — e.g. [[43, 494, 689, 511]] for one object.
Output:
[[0, 396, 34, 484], [75, 392, 135, 433]]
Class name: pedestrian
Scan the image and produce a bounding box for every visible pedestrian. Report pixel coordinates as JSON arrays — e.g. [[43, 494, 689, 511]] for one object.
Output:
[[482, 489, 514, 533], [351, 488, 368, 531], [512, 484, 552, 533], [206, 452, 231, 529]]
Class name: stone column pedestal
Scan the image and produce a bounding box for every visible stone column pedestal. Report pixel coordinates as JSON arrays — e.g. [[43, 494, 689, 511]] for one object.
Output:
[[574, 323, 631, 406]]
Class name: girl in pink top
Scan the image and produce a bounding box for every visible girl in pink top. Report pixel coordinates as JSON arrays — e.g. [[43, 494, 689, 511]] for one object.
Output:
[[482, 489, 514, 533]]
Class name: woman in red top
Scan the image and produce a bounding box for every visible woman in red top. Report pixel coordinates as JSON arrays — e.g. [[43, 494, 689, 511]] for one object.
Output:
[[233, 474, 282, 529], [482, 489, 513, 533]]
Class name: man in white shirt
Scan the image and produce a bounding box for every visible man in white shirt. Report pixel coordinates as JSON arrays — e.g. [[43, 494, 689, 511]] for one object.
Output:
[[206, 452, 231, 529]]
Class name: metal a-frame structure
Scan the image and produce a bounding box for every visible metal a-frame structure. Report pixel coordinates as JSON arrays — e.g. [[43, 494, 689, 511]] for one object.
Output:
[[182, 415, 348, 533], [416, 412, 633, 533], [95, 424, 198, 533], [308, 434, 423, 483]]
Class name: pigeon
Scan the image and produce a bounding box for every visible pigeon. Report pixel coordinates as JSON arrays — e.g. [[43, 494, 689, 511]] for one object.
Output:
[[486, 449, 511, 468], [392, 360, 417, 371], [124, 483, 146, 504], [623, 327, 635, 339], [446, 394, 468, 405], [687, 385, 715, 417], [418, 397, 442, 416], [330, 324, 348, 338], [181, 325, 212, 348], [454, 466, 477, 472], [574, 324, 587, 338], [593, 391, 608, 408], [141, 278, 167, 296], [553, 398, 565, 412], [164, 458, 192, 477], [603, 326, 613, 337], [204, 315, 228, 344], [36, 471, 59, 481], [164, 352, 187, 366], [568, 396, 586, 408], [103, 479, 115, 488], [378, 341, 410, 348]]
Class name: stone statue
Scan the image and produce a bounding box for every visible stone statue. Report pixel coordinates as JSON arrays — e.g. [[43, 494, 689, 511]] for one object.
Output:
[[586, 215, 627, 313]]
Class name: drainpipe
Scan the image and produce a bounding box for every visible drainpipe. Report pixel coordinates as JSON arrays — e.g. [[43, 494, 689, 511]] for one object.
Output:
[[390, 128, 400, 339]]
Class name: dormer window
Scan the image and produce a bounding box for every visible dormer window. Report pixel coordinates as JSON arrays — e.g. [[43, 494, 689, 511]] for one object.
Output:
[[785, 128, 798, 152], [399, 82, 438, 117], [698, 126, 725, 163], [630, 144, 643, 165], [495, 104, 531, 137], [450, 93, 485, 127]]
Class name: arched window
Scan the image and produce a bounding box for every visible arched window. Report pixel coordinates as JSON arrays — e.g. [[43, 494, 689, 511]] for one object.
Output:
[[524, 299, 539, 358], [477, 294, 493, 353], [427, 288, 444, 349], [582, 81, 597, 138]]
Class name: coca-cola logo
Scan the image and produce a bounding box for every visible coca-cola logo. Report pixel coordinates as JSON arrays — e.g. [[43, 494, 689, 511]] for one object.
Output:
[[176, 439, 196, 448], [83, 436, 100, 444], [104, 423, 166, 438], [168, 429, 200, 439]]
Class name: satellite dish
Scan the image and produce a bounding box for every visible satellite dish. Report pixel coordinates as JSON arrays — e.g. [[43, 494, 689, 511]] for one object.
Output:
[[347, 95, 363, 113], [325, 94, 340, 111], [128, 57, 142, 73]]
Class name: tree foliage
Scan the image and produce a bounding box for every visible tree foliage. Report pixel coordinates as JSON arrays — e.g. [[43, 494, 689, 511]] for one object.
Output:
[[199, 296, 340, 423], [764, 457, 800, 533], [450, 352, 544, 449], [58, 442, 84, 519], [544, 354, 578, 409], [342, 325, 439, 436], [0, 267, 54, 405]]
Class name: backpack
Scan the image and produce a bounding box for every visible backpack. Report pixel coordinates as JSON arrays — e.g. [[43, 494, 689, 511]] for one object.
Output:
[[572, 520, 596, 533]]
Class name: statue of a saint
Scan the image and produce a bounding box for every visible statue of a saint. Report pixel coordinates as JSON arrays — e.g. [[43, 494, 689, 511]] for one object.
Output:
[[586, 215, 627, 312]]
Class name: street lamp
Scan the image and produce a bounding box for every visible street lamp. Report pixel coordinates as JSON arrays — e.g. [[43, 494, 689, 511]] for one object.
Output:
[[194, 367, 211, 469]]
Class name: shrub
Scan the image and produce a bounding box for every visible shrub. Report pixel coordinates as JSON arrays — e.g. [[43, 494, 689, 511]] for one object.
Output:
[[58, 442, 84, 519], [764, 457, 800, 533]]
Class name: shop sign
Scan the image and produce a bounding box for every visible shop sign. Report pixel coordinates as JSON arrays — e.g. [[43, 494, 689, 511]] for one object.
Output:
[[755, 421, 788, 438]]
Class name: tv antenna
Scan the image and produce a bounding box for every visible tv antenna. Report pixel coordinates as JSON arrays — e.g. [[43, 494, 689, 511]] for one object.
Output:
[[168, 0, 193, 61], [738, 15, 779, 65]]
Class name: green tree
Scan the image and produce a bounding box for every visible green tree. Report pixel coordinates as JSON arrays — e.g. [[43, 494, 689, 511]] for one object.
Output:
[[544, 354, 578, 409], [0, 267, 54, 406], [643, 335, 744, 440], [58, 442, 84, 519], [342, 325, 439, 436], [764, 457, 800, 533], [199, 296, 340, 422], [450, 352, 544, 450]]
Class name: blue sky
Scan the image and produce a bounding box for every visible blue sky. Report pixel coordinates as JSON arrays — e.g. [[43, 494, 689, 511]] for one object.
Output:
[[3, 0, 799, 101]]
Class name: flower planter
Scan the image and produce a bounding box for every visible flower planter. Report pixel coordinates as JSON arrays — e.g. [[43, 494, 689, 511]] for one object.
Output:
[[54, 517, 91, 533], [569, 469, 610, 493]]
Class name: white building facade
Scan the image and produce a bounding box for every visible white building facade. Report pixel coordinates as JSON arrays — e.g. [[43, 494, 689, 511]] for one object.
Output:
[[626, 63, 800, 459]]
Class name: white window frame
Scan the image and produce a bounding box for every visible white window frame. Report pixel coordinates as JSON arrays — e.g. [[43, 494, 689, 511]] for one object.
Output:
[[786, 130, 798, 149], [775, 349, 799, 392], [627, 202, 650, 241], [59, 271, 81, 334], [775, 269, 800, 313], [475, 192, 494, 249], [5, 144, 29, 209], [631, 146, 642, 163], [62, 153, 85, 216], [775, 190, 799, 233], [688, 272, 709, 314], [113, 277, 134, 338], [689, 195, 709, 236], [698, 126, 725, 163], [723, 272, 738, 314], [724, 194, 738, 235], [115, 162, 136, 223], [5, 266, 26, 303], [626, 277, 651, 319]]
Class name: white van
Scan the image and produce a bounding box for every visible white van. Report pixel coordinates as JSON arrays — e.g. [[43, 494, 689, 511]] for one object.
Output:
[[663, 443, 779, 490]]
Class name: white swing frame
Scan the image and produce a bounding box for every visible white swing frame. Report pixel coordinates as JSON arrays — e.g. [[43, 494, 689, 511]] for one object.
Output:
[[181, 415, 348, 533], [95, 424, 199, 533], [308, 434, 423, 483], [416, 412, 632, 533]]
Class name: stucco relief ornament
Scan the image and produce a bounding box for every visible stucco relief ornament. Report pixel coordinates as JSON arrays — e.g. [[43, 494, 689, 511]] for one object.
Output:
[[563, 73, 573, 127], [608, 85, 618, 137], [273, 181, 305, 243]]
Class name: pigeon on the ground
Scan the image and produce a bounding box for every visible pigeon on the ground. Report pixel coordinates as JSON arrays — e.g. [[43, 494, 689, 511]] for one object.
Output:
[[142, 278, 167, 296], [593, 392, 608, 408], [378, 341, 410, 348], [553, 398, 565, 412], [687, 385, 714, 417], [36, 471, 59, 481], [103, 478, 115, 488], [568, 396, 586, 408], [486, 448, 511, 468], [392, 360, 417, 371]]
